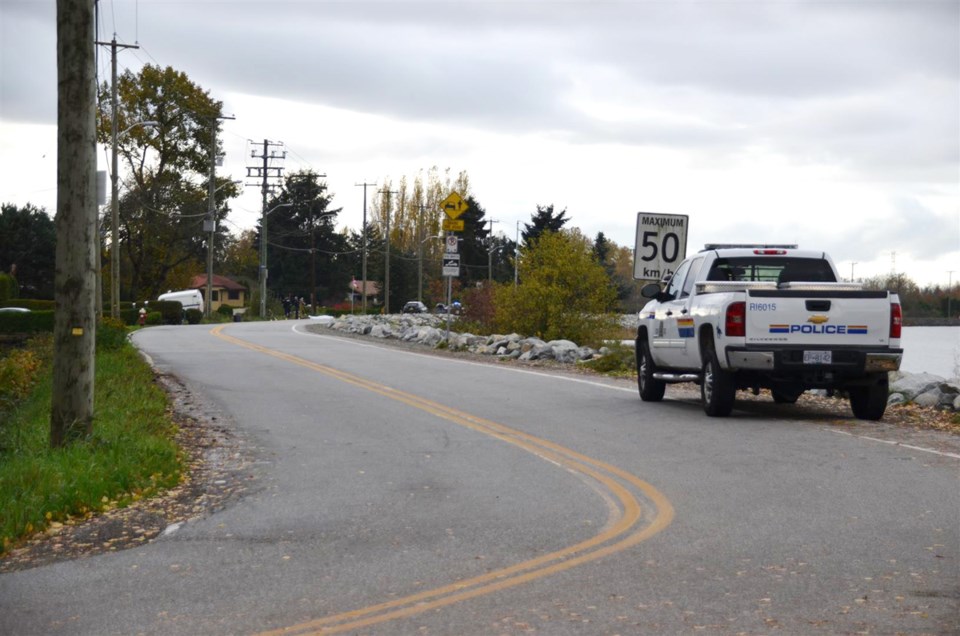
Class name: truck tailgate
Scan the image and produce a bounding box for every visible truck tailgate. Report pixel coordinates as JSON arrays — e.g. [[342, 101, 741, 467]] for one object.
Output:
[[744, 290, 893, 347]]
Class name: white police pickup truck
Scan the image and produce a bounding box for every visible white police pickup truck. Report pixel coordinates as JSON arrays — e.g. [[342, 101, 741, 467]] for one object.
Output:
[[635, 244, 903, 420]]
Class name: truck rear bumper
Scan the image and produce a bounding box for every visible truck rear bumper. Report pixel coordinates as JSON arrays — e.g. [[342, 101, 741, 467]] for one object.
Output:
[[725, 346, 903, 375]]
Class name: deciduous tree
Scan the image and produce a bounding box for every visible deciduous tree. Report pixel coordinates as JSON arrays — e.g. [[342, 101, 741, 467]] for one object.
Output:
[[494, 229, 617, 344], [95, 64, 237, 301]]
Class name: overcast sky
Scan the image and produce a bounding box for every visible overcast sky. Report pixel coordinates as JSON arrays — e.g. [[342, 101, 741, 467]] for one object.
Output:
[[1, 0, 957, 286]]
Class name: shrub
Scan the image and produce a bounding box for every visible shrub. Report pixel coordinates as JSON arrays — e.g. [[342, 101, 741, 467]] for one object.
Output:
[[0, 349, 42, 411], [0, 310, 55, 334], [152, 300, 183, 325], [145, 311, 162, 325], [493, 230, 619, 346], [0, 299, 54, 311], [216, 304, 234, 317], [461, 286, 496, 333], [119, 307, 140, 326], [0, 273, 18, 302], [0, 335, 52, 428], [184, 308, 203, 324], [96, 318, 128, 351]]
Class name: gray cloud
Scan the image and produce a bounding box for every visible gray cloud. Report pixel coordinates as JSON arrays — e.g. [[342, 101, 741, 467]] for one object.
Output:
[[1, 0, 956, 274]]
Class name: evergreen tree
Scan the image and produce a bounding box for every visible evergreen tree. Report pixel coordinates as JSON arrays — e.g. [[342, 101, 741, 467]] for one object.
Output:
[[521, 204, 569, 246], [262, 171, 349, 307], [0, 203, 56, 298]]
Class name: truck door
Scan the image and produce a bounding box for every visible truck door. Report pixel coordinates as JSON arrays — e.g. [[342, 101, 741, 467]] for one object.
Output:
[[651, 259, 699, 368], [676, 257, 705, 364]]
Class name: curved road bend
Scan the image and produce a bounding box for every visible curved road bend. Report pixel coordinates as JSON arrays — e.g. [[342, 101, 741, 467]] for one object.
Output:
[[0, 320, 956, 635]]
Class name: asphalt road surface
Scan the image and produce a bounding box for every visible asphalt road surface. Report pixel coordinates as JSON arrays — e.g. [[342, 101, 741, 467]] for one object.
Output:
[[2, 321, 957, 635]]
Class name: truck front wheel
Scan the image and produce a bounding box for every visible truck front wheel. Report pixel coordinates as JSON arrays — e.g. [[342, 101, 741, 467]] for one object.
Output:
[[849, 374, 889, 420], [701, 342, 735, 417], [637, 337, 666, 402]]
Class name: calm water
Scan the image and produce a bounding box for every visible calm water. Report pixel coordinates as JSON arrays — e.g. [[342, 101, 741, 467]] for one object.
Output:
[[900, 326, 960, 379]]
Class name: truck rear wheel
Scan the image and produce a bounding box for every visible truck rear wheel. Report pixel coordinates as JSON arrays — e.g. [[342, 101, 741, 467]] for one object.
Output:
[[701, 342, 735, 417], [636, 337, 666, 402], [849, 374, 889, 420]]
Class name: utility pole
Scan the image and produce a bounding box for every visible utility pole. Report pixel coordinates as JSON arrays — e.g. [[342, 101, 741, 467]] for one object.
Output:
[[486, 218, 499, 283], [850, 262, 857, 283], [355, 181, 376, 313], [379, 188, 398, 314], [205, 114, 235, 319], [95, 35, 138, 320], [247, 140, 285, 317], [417, 203, 425, 302], [514, 220, 520, 287], [311, 175, 328, 314], [949, 271, 955, 319], [52, 0, 97, 446]]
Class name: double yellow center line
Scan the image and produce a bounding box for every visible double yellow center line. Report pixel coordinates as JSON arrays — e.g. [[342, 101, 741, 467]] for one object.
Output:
[[211, 326, 674, 635]]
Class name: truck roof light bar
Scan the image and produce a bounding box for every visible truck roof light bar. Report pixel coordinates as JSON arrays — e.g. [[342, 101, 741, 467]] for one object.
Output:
[[702, 243, 798, 251]]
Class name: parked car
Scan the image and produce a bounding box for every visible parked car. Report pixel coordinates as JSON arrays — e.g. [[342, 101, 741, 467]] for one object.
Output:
[[0, 307, 30, 313], [402, 301, 428, 314]]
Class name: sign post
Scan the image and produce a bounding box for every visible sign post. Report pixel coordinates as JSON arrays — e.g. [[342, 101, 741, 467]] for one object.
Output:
[[440, 192, 468, 343], [633, 212, 689, 281]]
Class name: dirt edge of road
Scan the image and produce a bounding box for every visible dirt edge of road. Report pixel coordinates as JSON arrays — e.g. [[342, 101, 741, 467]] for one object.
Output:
[[0, 372, 258, 573]]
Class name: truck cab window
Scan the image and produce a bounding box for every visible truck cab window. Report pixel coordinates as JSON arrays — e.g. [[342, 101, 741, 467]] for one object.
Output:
[[681, 258, 704, 298], [664, 260, 691, 300]]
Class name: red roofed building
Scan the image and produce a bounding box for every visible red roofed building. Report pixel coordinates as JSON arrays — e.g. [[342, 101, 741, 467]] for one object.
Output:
[[190, 275, 247, 312], [349, 278, 381, 305]]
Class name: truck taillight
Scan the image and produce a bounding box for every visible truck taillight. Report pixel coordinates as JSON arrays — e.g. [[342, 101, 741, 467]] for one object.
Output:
[[890, 303, 902, 339], [726, 301, 746, 337], [753, 249, 787, 255]]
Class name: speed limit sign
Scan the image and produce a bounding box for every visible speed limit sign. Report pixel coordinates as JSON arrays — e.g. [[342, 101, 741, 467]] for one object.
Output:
[[633, 213, 689, 281]]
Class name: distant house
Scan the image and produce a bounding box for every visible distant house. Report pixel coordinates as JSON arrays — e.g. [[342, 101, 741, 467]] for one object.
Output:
[[190, 274, 247, 312], [349, 279, 381, 305]]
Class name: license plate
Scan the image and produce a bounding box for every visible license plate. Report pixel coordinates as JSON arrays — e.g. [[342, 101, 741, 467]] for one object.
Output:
[[803, 350, 832, 365]]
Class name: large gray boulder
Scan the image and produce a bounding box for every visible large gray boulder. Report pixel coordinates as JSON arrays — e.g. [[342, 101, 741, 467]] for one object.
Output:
[[889, 372, 943, 401]]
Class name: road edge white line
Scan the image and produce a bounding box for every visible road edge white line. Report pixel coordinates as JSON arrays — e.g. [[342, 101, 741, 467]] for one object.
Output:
[[286, 324, 959, 460], [827, 428, 960, 460], [291, 323, 637, 393]]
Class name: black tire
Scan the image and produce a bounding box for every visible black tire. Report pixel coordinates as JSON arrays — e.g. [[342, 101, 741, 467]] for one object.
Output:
[[771, 386, 803, 404], [636, 337, 666, 402], [701, 341, 735, 417], [849, 374, 889, 420]]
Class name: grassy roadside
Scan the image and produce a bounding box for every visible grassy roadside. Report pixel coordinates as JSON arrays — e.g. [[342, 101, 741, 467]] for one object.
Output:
[[0, 329, 182, 555]]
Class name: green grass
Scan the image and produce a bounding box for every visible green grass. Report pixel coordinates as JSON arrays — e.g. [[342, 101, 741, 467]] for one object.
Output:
[[0, 338, 182, 554], [579, 341, 637, 376]]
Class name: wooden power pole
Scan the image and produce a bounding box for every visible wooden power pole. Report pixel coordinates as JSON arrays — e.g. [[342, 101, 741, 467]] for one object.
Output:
[[51, 0, 97, 446]]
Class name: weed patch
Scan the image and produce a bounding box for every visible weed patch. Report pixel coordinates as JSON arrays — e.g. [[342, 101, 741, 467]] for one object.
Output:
[[0, 341, 181, 554], [580, 341, 637, 376]]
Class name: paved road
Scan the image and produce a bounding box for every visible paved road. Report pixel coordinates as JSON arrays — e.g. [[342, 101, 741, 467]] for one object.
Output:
[[2, 321, 957, 635]]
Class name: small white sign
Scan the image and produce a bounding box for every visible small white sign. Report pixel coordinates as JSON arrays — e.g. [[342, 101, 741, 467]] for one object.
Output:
[[633, 212, 689, 281], [445, 236, 459, 253], [442, 254, 460, 277]]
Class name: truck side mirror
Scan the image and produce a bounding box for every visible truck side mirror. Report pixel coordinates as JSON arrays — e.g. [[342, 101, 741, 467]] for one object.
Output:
[[640, 282, 662, 299]]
